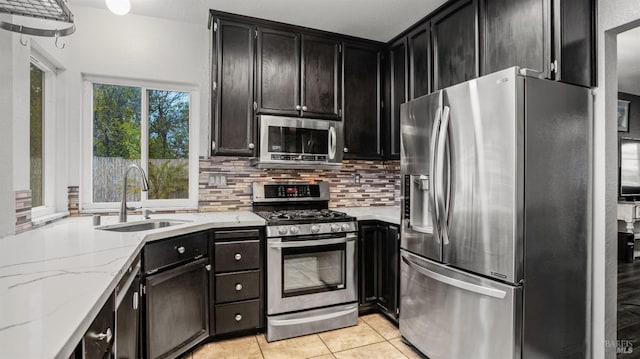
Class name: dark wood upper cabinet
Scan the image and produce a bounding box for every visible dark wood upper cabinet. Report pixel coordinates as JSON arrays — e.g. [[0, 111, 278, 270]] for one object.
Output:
[[480, 0, 548, 77], [256, 28, 340, 119], [432, 0, 479, 90], [480, 0, 594, 87], [554, 0, 594, 87], [256, 27, 300, 116], [343, 42, 381, 159], [211, 19, 256, 156], [386, 38, 407, 160], [301, 35, 341, 119], [408, 24, 431, 100]]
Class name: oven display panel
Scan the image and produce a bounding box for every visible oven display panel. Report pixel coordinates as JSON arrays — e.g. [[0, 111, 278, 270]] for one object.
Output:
[[264, 184, 321, 198]]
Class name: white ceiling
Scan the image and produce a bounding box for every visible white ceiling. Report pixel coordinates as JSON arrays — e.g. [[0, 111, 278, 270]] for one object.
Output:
[[618, 26, 640, 96], [69, 0, 447, 42]]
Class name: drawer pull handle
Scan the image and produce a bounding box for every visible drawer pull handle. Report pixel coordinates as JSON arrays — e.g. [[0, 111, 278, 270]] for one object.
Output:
[[235, 314, 242, 322], [177, 246, 186, 254], [234, 253, 242, 261], [235, 283, 243, 291], [205, 264, 212, 272]]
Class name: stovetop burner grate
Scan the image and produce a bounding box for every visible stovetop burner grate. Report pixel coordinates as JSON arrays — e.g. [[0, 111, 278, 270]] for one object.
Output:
[[254, 209, 350, 224]]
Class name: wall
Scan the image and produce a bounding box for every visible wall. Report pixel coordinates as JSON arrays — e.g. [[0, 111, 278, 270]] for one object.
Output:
[[595, 2, 640, 358], [57, 6, 211, 187], [199, 158, 400, 211]]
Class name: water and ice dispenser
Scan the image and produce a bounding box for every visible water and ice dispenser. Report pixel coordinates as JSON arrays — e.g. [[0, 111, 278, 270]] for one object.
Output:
[[404, 174, 433, 234]]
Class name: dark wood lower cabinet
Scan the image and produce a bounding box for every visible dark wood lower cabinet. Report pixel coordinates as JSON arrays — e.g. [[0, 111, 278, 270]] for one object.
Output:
[[377, 224, 399, 320], [210, 228, 264, 337], [358, 221, 400, 322], [83, 294, 115, 359], [144, 258, 209, 359], [115, 275, 140, 359]]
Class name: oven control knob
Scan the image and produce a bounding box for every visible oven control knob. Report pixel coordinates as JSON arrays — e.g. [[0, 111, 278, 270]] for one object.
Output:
[[290, 226, 300, 234], [330, 224, 340, 232], [341, 223, 351, 232], [278, 227, 288, 236], [310, 225, 320, 234]]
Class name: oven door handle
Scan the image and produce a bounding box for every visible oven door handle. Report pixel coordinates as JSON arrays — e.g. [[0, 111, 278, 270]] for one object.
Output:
[[269, 304, 358, 326], [269, 234, 356, 248]]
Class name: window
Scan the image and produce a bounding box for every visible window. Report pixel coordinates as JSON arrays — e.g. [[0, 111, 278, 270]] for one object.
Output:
[[29, 53, 56, 218], [30, 64, 44, 208], [82, 76, 198, 210]]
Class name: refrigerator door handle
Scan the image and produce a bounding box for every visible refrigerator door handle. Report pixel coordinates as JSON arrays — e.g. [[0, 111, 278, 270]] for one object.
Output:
[[401, 255, 507, 299], [436, 105, 451, 245], [428, 107, 442, 241]]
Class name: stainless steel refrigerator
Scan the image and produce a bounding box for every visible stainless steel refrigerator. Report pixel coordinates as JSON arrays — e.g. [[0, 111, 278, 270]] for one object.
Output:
[[399, 67, 589, 359]]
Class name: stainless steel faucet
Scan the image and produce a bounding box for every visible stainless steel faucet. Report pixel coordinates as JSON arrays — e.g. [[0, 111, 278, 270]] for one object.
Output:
[[119, 164, 150, 223]]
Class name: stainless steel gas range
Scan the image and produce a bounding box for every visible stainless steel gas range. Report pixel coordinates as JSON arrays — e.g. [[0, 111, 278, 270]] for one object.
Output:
[[252, 182, 358, 342]]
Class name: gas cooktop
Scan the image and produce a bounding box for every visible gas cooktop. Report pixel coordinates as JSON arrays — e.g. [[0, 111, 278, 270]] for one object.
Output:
[[254, 209, 352, 225]]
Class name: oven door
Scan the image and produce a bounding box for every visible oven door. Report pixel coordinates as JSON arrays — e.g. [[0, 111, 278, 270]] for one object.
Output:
[[267, 232, 357, 315]]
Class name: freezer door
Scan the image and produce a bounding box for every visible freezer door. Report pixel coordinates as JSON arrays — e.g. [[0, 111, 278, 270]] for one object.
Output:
[[440, 68, 523, 283], [400, 91, 443, 261], [400, 250, 522, 359]]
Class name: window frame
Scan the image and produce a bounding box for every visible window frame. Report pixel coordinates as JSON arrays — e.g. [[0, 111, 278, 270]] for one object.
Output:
[[30, 52, 57, 219], [81, 75, 199, 212]]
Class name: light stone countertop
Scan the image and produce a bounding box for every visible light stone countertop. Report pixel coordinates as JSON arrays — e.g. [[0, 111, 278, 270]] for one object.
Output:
[[0, 211, 265, 359], [336, 206, 401, 225]]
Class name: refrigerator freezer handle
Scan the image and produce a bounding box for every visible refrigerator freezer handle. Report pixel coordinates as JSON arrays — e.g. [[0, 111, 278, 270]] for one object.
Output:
[[401, 254, 506, 299]]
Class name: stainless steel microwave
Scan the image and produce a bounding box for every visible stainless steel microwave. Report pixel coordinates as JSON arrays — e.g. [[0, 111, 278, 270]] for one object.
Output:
[[252, 115, 344, 169]]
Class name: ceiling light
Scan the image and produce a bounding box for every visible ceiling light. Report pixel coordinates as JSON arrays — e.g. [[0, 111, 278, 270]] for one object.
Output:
[[106, 0, 131, 16]]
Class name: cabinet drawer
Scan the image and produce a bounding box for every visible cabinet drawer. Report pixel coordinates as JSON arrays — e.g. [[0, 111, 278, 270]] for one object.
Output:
[[214, 240, 260, 272], [214, 300, 261, 334], [215, 270, 260, 303], [144, 231, 208, 273]]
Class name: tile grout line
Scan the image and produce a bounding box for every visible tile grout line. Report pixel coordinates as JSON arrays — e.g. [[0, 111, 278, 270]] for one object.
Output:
[[254, 334, 266, 359]]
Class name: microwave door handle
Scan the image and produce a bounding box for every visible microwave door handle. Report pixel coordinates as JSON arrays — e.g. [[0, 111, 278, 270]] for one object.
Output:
[[436, 105, 450, 245], [328, 126, 337, 160]]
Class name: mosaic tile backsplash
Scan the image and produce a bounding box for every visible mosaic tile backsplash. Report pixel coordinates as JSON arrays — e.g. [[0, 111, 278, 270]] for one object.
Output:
[[199, 156, 400, 212]]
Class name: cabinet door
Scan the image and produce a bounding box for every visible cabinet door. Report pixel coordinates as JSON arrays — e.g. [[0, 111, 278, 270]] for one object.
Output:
[[212, 19, 256, 156], [432, 0, 479, 90], [480, 0, 549, 77], [257, 27, 300, 116], [84, 294, 114, 359], [378, 224, 399, 321], [554, 0, 594, 87], [359, 223, 379, 310], [343, 43, 381, 159], [145, 258, 209, 359], [115, 276, 140, 359], [408, 23, 431, 100], [301, 35, 341, 119], [386, 38, 407, 160]]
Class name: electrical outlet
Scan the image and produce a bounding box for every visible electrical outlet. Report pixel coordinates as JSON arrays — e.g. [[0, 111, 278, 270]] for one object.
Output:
[[352, 173, 361, 184], [208, 173, 227, 186]]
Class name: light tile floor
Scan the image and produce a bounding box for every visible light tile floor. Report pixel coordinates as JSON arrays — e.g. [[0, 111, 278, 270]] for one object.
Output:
[[186, 314, 423, 359]]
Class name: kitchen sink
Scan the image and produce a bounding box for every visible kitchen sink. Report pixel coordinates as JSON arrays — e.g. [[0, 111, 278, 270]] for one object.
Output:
[[96, 219, 191, 232]]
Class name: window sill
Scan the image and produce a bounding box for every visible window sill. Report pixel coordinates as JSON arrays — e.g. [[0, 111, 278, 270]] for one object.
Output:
[[32, 211, 70, 226]]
